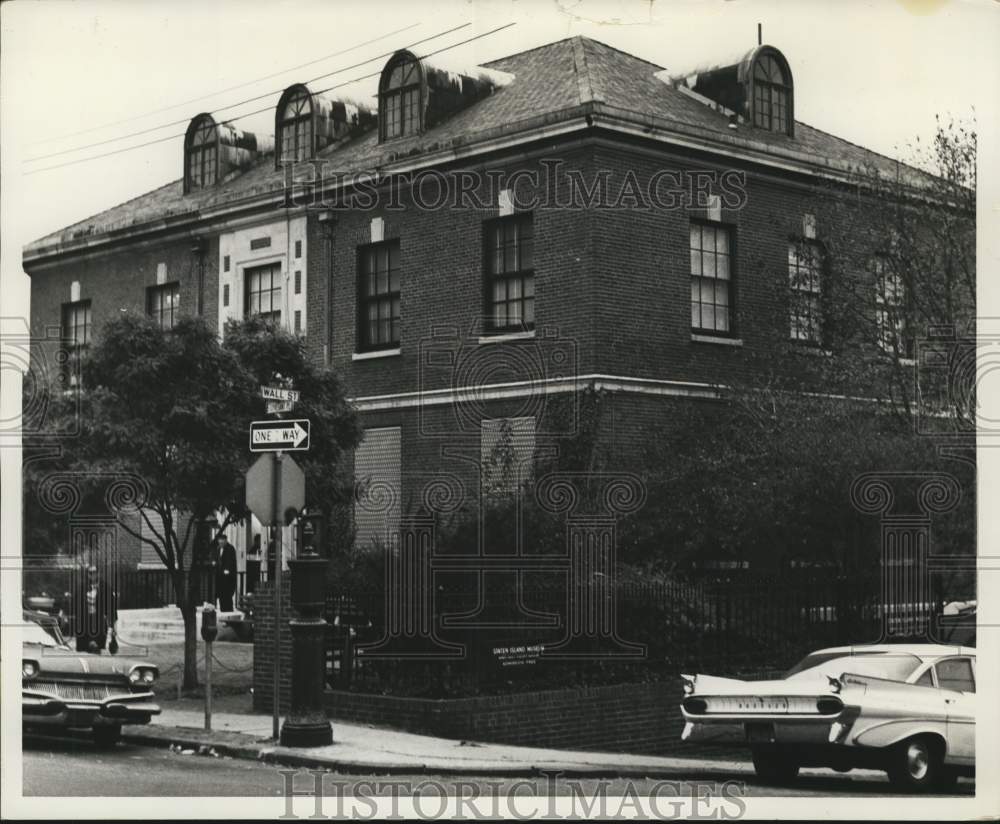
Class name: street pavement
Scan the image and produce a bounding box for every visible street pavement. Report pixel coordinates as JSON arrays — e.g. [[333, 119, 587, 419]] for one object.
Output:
[[21, 734, 975, 798]]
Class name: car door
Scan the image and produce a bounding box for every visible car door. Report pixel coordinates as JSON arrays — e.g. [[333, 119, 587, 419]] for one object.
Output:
[[935, 657, 975, 765]]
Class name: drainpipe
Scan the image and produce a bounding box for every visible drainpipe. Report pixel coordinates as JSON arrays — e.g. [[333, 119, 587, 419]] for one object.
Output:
[[317, 211, 337, 365], [191, 238, 207, 315]]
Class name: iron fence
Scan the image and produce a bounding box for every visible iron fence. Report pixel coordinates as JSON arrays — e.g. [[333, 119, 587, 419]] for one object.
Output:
[[320, 572, 974, 698]]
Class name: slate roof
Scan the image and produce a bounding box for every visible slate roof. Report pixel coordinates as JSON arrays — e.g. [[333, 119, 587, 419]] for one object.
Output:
[[25, 36, 932, 258]]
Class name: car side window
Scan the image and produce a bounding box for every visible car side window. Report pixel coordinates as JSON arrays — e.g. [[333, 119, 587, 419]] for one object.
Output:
[[935, 658, 975, 693], [914, 668, 934, 687]]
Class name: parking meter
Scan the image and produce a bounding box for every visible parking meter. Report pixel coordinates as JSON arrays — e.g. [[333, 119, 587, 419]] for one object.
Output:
[[201, 605, 218, 642], [202, 605, 217, 730]]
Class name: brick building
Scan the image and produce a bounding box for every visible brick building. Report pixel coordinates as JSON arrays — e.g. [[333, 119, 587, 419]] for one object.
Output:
[[23, 36, 946, 578]]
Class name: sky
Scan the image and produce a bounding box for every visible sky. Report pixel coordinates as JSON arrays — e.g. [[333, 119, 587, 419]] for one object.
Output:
[[1, 0, 998, 322]]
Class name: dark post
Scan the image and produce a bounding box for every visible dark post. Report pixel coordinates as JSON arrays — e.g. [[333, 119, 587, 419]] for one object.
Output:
[[272, 451, 283, 740], [279, 537, 333, 747]]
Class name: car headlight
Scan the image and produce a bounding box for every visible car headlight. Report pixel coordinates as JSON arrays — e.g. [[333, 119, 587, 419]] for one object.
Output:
[[129, 670, 141, 683], [22, 660, 38, 678], [142, 668, 157, 684]]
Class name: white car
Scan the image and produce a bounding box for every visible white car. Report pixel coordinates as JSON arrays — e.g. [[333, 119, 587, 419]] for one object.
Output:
[[680, 643, 975, 791]]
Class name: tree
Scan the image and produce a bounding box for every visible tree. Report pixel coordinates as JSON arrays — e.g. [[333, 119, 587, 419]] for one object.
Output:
[[26, 313, 360, 689]]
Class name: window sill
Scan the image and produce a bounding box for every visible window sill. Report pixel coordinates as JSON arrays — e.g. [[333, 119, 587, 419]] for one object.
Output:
[[478, 330, 536, 345], [352, 348, 401, 361], [691, 334, 742, 347]]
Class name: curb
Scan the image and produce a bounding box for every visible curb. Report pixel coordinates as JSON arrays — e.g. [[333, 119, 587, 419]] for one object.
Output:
[[120, 724, 746, 779]]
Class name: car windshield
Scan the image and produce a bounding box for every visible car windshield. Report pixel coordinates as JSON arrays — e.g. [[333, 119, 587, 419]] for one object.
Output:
[[785, 651, 922, 682], [23, 621, 67, 648]]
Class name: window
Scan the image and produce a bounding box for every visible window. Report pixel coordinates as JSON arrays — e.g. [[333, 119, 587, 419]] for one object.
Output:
[[690, 222, 733, 334], [294, 271, 302, 295], [481, 417, 536, 497], [353, 427, 401, 548], [753, 54, 791, 134], [485, 214, 534, 334], [788, 240, 824, 344], [223, 284, 230, 307], [278, 88, 313, 163], [357, 241, 400, 351], [147, 282, 180, 330], [295, 240, 302, 259], [380, 53, 421, 140], [185, 115, 218, 191], [294, 310, 302, 334], [935, 658, 975, 693], [245, 263, 282, 326], [914, 668, 935, 687], [61, 300, 92, 389], [874, 255, 912, 357]]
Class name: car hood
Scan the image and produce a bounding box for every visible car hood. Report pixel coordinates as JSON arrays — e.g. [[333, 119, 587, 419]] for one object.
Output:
[[22, 642, 152, 679]]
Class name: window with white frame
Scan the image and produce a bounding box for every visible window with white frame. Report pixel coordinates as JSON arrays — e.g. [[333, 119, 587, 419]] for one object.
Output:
[[245, 263, 282, 326], [61, 300, 91, 389], [485, 214, 535, 334], [690, 222, 734, 334], [147, 282, 180, 330], [788, 240, 824, 344], [874, 255, 912, 358]]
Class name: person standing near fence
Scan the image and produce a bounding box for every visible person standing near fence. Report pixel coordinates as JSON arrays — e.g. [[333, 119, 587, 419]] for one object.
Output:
[[214, 532, 238, 612], [72, 564, 117, 653]]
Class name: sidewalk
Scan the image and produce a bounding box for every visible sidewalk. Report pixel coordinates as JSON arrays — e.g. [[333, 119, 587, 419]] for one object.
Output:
[[122, 703, 885, 780], [122, 702, 751, 778]]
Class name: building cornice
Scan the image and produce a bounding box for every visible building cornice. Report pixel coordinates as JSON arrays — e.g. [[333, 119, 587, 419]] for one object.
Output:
[[23, 101, 932, 268]]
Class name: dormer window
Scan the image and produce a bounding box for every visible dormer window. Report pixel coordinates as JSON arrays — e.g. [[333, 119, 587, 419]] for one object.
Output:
[[752, 52, 792, 135], [380, 52, 422, 140], [277, 85, 313, 164], [184, 114, 218, 192]]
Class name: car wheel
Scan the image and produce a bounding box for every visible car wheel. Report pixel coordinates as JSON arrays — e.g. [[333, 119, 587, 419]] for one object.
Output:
[[751, 746, 800, 784], [92, 725, 122, 748], [885, 736, 943, 792]]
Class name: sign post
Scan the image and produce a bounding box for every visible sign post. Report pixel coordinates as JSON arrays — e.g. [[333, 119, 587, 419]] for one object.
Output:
[[246, 409, 312, 743], [271, 450, 282, 741]]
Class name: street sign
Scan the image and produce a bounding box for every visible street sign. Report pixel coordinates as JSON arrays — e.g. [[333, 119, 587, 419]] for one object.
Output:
[[266, 399, 295, 415], [261, 386, 300, 402], [250, 419, 310, 452], [245, 453, 306, 525]]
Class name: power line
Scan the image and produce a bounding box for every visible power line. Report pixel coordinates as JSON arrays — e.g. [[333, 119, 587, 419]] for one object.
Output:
[[24, 23, 517, 176], [28, 23, 423, 147], [25, 23, 472, 163]]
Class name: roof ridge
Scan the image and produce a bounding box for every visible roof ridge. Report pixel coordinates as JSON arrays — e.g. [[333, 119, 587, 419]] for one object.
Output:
[[481, 35, 580, 67], [571, 37, 597, 104], [579, 35, 665, 71]]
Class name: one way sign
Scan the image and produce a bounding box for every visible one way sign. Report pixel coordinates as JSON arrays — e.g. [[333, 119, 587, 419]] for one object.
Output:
[[249, 419, 311, 452]]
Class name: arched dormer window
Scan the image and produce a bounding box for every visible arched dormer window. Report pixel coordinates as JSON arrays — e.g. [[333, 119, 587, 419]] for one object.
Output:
[[379, 52, 422, 141], [276, 85, 314, 164], [751, 50, 793, 135], [184, 114, 218, 192]]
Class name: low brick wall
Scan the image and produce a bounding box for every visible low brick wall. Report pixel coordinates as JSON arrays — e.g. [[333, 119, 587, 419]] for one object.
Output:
[[252, 580, 292, 714], [324, 681, 686, 754]]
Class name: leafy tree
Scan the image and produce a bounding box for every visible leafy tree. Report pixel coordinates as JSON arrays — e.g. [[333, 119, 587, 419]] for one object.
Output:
[[26, 313, 360, 688]]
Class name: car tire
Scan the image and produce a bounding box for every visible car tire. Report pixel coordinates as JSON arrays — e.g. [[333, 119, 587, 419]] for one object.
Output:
[[92, 725, 122, 748], [751, 746, 800, 784], [885, 736, 944, 792]]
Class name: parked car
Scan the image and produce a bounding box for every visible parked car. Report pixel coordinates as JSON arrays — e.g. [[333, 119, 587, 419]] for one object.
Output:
[[680, 643, 975, 791], [21, 609, 161, 746]]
